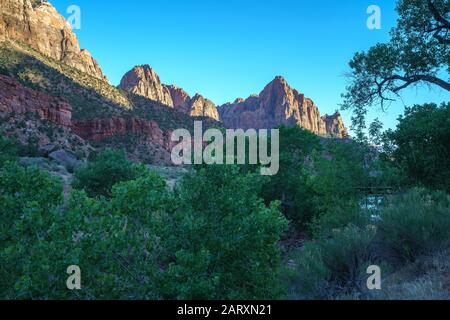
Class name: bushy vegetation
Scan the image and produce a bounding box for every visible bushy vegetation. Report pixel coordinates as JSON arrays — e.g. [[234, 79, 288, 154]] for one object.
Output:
[[376, 189, 450, 263], [287, 188, 450, 299], [72, 149, 145, 198], [0, 147, 288, 299], [260, 126, 321, 229], [287, 225, 377, 299], [1, 97, 449, 300], [384, 102, 450, 193]]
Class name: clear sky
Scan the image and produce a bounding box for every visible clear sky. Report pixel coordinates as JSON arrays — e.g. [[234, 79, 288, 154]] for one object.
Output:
[[53, 0, 449, 133]]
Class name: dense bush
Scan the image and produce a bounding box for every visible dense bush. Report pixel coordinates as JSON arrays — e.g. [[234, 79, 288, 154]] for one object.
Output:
[[308, 200, 370, 239], [171, 165, 289, 299], [288, 225, 377, 299], [376, 188, 450, 263], [72, 149, 145, 198], [0, 162, 63, 240], [1, 162, 288, 300], [288, 188, 450, 299], [306, 140, 370, 213], [0, 135, 19, 166], [386, 102, 450, 193], [261, 125, 321, 229], [0, 162, 64, 298]]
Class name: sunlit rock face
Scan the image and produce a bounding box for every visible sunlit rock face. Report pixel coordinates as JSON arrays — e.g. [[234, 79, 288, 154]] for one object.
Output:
[[0, 0, 106, 80], [218, 76, 348, 138], [119, 65, 220, 121]]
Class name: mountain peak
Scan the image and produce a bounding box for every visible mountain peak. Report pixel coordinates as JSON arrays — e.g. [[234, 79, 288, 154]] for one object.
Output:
[[0, 0, 106, 80], [218, 78, 348, 138], [272, 75, 287, 83], [118, 66, 220, 121], [119, 65, 173, 107]]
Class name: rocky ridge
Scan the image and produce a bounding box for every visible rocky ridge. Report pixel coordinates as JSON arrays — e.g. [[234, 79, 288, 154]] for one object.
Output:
[[0, 0, 106, 80], [119, 65, 220, 121], [218, 76, 348, 138], [0, 74, 174, 163], [119, 66, 347, 137]]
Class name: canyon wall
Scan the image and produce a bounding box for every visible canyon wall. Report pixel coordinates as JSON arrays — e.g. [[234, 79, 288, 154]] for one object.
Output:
[[0, 0, 106, 80], [218, 76, 348, 138]]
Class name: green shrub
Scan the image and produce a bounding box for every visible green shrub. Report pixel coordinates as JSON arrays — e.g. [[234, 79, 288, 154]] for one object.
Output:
[[261, 125, 321, 230], [376, 188, 450, 263], [72, 149, 145, 198], [171, 165, 289, 299], [288, 225, 377, 299], [1, 164, 288, 300], [306, 141, 370, 215], [0, 135, 19, 166], [0, 162, 65, 298], [387, 103, 450, 192], [0, 162, 63, 241], [309, 200, 370, 239]]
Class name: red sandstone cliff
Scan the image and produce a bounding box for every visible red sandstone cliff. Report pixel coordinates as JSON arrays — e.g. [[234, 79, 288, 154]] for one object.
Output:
[[119, 65, 220, 121], [0, 74, 72, 126], [0, 74, 174, 151], [0, 0, 106, 80], [218, 76, 348, 138]]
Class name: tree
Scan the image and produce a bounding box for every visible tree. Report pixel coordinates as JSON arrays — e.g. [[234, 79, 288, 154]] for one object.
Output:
[[0, 135, 19, 166], [306, 140, 370, 215], [261, 125, 322, 229], [342, 0, 449, 119], [171, 165, 289, 299], [368, 118, 384, 146], [0, 162, 65, 298], [72, 149, 144, 198], [1, 162, 288, 299], [387, 102, 450, 192]]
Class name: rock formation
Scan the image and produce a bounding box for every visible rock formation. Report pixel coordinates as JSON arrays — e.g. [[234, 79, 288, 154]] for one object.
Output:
[[72, 117, 174, 150], [1, 0, 347, 140], [188, 94, 220, 120], [0, 74, 174, 152], [0, 0, 106, 80], [218, 76, 348, 138], [119, 65, 220, 121], [0, 74, 72, 126], [322, 112, 348, 138], [166, 85, 190, 111], [119, 65, 174, 107]]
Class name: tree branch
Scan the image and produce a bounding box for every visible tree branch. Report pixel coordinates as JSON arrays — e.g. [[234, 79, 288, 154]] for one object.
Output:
[[427, 0, 450, 30], [427, 0, 450, 44], [389, 74, 450, 92], [371, 74, 450, 107]]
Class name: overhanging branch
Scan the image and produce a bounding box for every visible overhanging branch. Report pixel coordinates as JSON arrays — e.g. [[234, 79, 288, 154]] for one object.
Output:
[[427, 0, 450, 30], [427, 0, 450, 44]]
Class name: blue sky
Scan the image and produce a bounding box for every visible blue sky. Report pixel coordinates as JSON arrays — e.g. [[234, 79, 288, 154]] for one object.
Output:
[[53, 0, 449, 132]]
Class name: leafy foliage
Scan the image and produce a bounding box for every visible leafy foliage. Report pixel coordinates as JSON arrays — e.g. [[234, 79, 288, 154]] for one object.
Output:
[[261, 126, 321, 229], [171, 165, 289, 299], [0, 162, 64, 298], [1, 160, 288, 299], [385, 102, 450, 192], [72, 149, 145, 198], [287, 188, 450, 299], [342, 0, 449, 131], [376, 188, 450, 263], [306, 140, 370, 214], [288, 225, 377, 299], [0, 134, 19, 166]]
